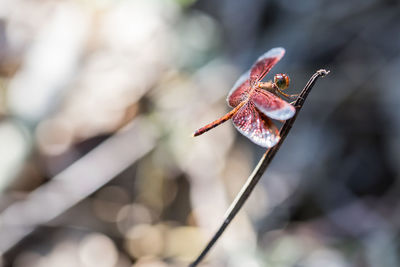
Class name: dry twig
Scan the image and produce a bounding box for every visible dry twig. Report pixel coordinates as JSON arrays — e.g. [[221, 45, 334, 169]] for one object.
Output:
[[189, 69, 330, 267]]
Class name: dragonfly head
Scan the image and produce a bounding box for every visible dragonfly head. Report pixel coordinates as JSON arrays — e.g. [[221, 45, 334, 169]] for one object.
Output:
[[274, 73, 290, 90]]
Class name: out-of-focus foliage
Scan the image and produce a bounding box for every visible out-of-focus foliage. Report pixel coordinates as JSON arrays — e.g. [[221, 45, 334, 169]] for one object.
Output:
[[0, 0, 399, 266]]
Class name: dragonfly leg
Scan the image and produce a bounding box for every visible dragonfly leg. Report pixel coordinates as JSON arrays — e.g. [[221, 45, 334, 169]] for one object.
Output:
[[276, 88, 299, 98], [271, 83, 298, 99], [290, 99, 303, 109]]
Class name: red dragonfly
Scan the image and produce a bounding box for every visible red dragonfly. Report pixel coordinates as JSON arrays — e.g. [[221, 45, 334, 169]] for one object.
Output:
[[193, 47, 296, 148]]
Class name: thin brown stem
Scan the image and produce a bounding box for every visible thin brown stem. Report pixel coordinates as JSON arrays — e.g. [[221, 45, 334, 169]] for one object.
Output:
[[189, 69, 330, 267]]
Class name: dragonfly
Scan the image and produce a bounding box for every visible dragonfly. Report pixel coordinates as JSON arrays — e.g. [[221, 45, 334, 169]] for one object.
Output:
[[193, 47, 297, 148]]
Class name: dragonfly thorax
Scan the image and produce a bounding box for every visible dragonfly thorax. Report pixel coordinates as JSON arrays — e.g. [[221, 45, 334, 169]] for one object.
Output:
[[257, 81, 274, 90]]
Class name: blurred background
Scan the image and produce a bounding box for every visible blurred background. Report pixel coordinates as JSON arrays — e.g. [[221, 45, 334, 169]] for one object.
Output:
[[0, 0, 399, 266]]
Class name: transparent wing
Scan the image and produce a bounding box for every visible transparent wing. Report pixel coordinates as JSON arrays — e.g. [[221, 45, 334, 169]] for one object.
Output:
[[250, 88, 295, 120], [226, 70, 251, 107], [249, 47, 285, 83], [232, 102, 280, 148]]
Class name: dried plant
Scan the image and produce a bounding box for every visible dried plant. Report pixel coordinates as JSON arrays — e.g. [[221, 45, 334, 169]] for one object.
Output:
[[190, 69, 330, 267]]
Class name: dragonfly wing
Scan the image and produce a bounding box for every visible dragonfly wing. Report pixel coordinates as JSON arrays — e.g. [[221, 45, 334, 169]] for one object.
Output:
[[226, 70, 251, 107], [232, 102, 280, 148], [251, 89, 295, 120], [250, 47, 285, 83]]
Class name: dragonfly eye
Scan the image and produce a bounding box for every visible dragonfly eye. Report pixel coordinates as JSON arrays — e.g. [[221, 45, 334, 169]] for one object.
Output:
[[274, 73, 290, 90]]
